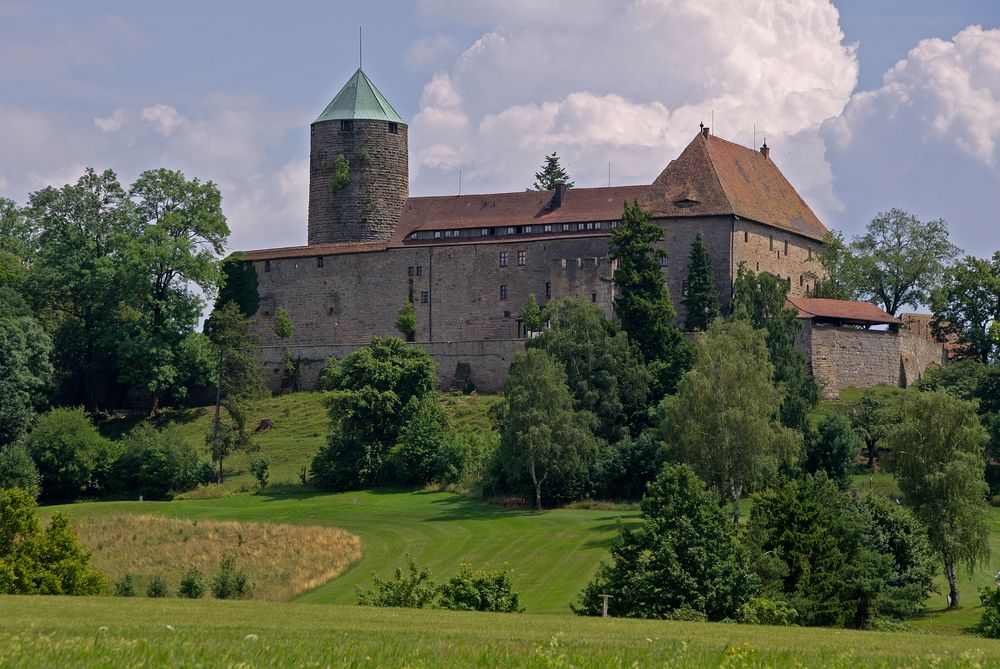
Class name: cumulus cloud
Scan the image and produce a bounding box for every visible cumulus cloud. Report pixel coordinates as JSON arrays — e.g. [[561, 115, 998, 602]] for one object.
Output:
[[141, 104, 185, 137], [94, 108, 127, 133], [409, 0, 858, 197]]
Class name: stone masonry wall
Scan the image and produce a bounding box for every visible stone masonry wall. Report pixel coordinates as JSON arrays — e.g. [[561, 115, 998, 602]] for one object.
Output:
[[733, 219, 822, 296], [308, 119, 408, 244], [259, 339, 524, 393], [799, 323, 945, 399], [657, 215, 734, 325]]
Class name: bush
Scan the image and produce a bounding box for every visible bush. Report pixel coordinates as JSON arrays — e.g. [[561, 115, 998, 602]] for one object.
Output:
[[980, 587, 1000, 638], [146, 575, 169, 598], [19, 407, 115, 501], [737, 597, 798, 626], [439, 563, 523, 613], [805, 414, 862, 488], [0, 488, 104, 595], [665, 607, 708, 622], [388, 396, 452, 486], [111, 425, 212, 499], [356, 555, 438, 608], [212, 557, 250, 599], [250, 457, 270, 489], [0, 443, 40, 498], [113, 573, 136, 597], [178, 568, 205, 599]]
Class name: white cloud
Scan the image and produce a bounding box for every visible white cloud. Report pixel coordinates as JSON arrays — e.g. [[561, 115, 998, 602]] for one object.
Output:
[[410, 0, 858, 195], [141, 104, 185, 137], [94, 108, 127, 133]]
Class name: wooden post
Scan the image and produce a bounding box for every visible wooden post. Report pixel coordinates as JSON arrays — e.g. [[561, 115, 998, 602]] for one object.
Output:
[[600, 593, 612, 618]]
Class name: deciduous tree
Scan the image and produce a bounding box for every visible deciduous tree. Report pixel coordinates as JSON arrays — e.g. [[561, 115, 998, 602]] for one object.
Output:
[[930, 253, 1000, 363]]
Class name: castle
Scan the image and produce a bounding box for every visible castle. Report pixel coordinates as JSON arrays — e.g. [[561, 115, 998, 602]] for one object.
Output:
[[241, 69, 944, 397]]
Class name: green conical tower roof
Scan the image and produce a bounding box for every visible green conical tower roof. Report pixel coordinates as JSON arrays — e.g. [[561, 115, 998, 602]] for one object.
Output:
[[315, 68, 405, 124]]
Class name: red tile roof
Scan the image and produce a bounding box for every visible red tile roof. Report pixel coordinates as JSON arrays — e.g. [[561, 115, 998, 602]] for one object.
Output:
[[645, 133, 829, 241], [241, 241, 387, 261], [786, 295, 902, 325], [390, 185, 650, 242]]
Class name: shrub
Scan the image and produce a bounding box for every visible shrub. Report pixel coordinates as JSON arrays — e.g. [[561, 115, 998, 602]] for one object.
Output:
[[250, 457, 270, 489], [805, 414, 862, 488], [737, 597, 798, 626], [0, 488, 104, 595], [388, 396, 452, 486], [111, 425, 212, 499], [665, 607, 708, 622], [19, 407, 115, 501], [980, 587, 1000, 639], [212, 557, 250, 599], [0, 443, 40, 498], [146, 575, 169, 598], [178, 568, 205, 599], [439, 563, 523, 613], [113, 573, 136, 597], [356, 555, 438, 608]]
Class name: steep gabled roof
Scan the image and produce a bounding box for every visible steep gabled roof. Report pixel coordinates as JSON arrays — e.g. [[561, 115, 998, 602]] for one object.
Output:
[[315, 68, 405, 125], [787, 295, 901, 325], [391, 185, 650, 242], [645, 132, 828, 241]]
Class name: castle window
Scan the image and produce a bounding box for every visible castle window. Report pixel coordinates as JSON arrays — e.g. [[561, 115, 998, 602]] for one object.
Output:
[[416, 266, 422, 276], [264, 260, 271, 273], [808, 247, 813, 261], [660, 256, 669, 267], [317, 257, 324, 268], [388, 122, 398, 134], [591, 293, 597, 303], [434, 231, 441, 239], [408, 266, 415, 276], [563, 223, 571, 231], [499, 252, 509, 267], [500, 285, 508, 300], [769, 235, 773, 251], [517, 251, 526, 266], [507, 227, 515, 235], [544, 224, 552, 233], [481, 228, 489, 236], [545, 282, 551, 299], [421, 291, 429, 304], [784, 240, 789, 256], [744, 231, 749, 243], [799, 275, 804, 287], [340, 120, 353, 132], [504, 310, 511, 318], [524, 225, 533, 233], [756, 262, 760, 271]]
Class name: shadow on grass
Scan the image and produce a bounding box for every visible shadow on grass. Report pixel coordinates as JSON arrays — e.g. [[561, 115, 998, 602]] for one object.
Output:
[[424, 494, 530, 522]]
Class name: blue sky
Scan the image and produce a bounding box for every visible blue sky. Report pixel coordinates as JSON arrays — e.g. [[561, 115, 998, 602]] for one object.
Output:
[[1, 0, 998, 258]]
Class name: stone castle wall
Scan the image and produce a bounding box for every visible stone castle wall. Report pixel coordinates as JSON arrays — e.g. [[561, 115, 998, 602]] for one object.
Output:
[[259, 339, 524, 393], [799, 323, 945, 399], [733, 219, 822, 296], [308, 119, 408, 244]]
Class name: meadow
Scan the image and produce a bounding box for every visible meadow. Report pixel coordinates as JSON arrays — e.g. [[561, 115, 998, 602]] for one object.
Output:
[[2, 596, 999, 668]]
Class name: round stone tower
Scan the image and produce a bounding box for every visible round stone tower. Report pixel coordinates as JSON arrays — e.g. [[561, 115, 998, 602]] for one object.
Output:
[[308, 68, 408, 245]]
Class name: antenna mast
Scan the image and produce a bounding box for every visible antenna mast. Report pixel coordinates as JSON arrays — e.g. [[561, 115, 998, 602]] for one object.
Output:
[[458, 169, 462, 196], [359, 26, 363, 69]]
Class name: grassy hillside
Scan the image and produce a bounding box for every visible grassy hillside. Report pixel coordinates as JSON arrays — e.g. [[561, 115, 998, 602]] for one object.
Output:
[[3, 596, 999, 668], [51, 489, 636, 614]]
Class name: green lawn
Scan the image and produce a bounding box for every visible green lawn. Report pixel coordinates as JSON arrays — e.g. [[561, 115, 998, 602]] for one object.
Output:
[[2, 596, 999, 668], [51, 489, 636, 614]]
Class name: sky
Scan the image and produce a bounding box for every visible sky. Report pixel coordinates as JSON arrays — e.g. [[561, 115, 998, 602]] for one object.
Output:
[[1, 0, 999, 258]]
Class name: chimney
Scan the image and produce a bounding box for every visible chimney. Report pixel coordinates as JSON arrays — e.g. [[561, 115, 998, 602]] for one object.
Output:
[[760, 140, 770, 160], [552, 178, 566, 208]]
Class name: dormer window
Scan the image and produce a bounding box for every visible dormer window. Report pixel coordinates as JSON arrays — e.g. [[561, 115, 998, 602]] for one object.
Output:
[[672, 198, 699, 208]]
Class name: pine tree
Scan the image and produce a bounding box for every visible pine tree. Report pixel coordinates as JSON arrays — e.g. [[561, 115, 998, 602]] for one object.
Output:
[[531, 152, 574, 191], [609, 200, 693, 395], [681, 233, 719, 331]]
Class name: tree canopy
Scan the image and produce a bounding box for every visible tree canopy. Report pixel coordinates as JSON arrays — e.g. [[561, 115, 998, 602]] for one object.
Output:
[[931, 252, 1000, 363]]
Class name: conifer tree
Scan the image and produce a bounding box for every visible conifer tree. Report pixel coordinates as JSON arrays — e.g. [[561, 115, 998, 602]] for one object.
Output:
[[681, 233, 719, 331], [609, 200, 692, 395], [531, 152, 574, 191]]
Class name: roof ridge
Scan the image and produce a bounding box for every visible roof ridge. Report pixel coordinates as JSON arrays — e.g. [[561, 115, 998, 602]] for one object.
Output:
[[405, 184, 649, 202], [702, 134, 736, 214]]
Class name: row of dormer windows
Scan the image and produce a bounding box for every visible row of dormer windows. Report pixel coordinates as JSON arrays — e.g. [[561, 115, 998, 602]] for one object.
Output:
[[405, 220, 615, 242]]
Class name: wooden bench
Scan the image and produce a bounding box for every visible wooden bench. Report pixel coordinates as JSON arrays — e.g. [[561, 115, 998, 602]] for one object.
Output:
[[503, 496, 526, 507]]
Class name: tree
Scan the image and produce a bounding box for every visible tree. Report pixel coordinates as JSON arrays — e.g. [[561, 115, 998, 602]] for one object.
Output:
[[609, 200, 693, 395], [527, 299, 650, 442], [215, 252, 260, 317], [19, 407, 115, 501], [930, 253, 1000, 363], [311, 337, 438, 490], [530, 152, 574, 191], [851, 209, 960, 316], [731, 265, 818, 431], [0, 488, 104, 595], [274, 307, 299, 391], [681, 233, 719, 331], [747, 474, 936, 628], [25, 168, 138, 409], [0, 309, 53, 447], [846, 388, 905, 469], [522, 294, 543, 333], [0, 197, 32, 258], [661, 319, 800, 522], [574, 463, 757, 620], [388, 395, 452, 485], [395, 298, 416, 342], [0, 444, 41, 498], [204, 301, 265, 483], [805, 231, 861, 301], [498, 349, 597, 510], [805, 414, 862, 489], [887, 391, 991, 608]]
